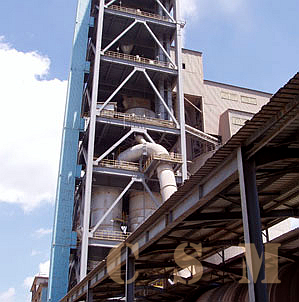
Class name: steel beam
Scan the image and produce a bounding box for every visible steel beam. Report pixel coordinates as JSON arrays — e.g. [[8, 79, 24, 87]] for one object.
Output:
[[143, 22, 177, 68], [60, 154, 239, 302], [97, 68, 137, 113], [105, 6, 176, 28], [185, 124, 219, 145], [237, 148, 268, 302], [245, 96, 299, 155], [96, 115, 179, 134], [87, 286, 94, 302], [125, 247, 135, 302], [91, 178, 135, 234], [93, 166, 145, 179], [102, 20, 138, 53], [174, 0, 187, 181], [143, 132, 156, 144], [95, 129, 134, 164], [143, 70, 179, 127], [80, 0, 105, 281], [104, 0, 117, 8], [154, 0, 175, 22], [141, 179, 160, 208], [101, 54, 178, 75], [186, 209, 299, 221]]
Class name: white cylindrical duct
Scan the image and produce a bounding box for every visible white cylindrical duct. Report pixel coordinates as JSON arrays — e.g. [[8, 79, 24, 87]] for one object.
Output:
[[90, 186, 122, 232], [129, 191, 162, 232], [156, 163, 177, 201], [117, 137, 177, 202]]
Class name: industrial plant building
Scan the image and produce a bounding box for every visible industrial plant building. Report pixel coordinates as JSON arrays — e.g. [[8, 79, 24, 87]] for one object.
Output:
[[39, 1, 299, 302]]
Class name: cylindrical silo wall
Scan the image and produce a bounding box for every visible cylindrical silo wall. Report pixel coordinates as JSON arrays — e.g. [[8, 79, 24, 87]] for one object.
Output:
[[91, 186, 122, 232], [268, 263, 299, 302], [196, 263, 299, 302], [129, 191, 162, 232]]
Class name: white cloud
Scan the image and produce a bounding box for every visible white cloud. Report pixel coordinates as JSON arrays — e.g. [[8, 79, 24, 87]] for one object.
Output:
[[0, 288, 16, 302], [195, 0, 251, 26], [39, 260, 50, 276], [23, 276, 34, 290], [215, 0, 245, 15], [185, 0, 251, 29], [31, 249, 42, 256], [181, 0, 198, 19], [33, 228, 52, 238], [0, 37, 67, 212], [23, 260, 50, 296]]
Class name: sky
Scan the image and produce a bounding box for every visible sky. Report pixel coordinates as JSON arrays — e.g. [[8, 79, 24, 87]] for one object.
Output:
[[0, 0, 298, 301]]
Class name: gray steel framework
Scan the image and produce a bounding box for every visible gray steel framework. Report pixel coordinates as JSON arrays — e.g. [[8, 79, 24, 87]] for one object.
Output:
[[61, 73, 299, 302], [76, 0, 197, 289]]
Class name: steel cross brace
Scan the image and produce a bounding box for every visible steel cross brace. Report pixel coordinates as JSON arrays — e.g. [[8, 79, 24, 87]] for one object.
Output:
[[104, 0, 117, 8], [90, 176, 160, 235], [94, 127, 155, 164], [100, 19, 176, 68], [143, 70, 179, 127], [142, 21, 176, 68], [154, 0, 175, 22], [91, 178, 136, 234], [97, 67, 179, 127], [97, 68, 137, 113], [102, 20, 138, 54]]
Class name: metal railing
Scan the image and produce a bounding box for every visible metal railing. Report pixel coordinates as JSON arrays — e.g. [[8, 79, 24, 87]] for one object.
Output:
[[143, 153, 183, 172], [99, 159, 139, 171], [98, 109, 176, 128], [96, 152, 183, 174], [93, 230, 131, 241], [108, 5, 171, 22], [104, 50, 173, 69]]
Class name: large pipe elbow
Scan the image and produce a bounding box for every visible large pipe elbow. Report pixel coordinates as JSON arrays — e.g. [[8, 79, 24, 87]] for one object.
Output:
[[117, 137, 177, 202]]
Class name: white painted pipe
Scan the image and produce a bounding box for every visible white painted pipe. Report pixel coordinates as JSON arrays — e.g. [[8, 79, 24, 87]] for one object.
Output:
[[117, 136, 177, 201]]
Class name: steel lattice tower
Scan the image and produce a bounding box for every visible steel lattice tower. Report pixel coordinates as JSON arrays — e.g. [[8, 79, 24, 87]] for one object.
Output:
[[48, 1, 188, 301]]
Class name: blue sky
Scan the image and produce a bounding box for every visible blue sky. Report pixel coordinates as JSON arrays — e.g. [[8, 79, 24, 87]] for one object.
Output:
[[0, 1, 298, 301]]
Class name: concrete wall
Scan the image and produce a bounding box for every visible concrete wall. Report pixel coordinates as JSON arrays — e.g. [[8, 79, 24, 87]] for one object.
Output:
[[176, 49, 271, 141], [201, 80, 271, 136], [219, 109, 255, 144], [181, 49, 204, 95]]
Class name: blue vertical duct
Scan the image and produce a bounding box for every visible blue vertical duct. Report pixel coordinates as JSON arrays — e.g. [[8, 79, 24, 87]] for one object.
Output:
[[48, 0, 92, 301]]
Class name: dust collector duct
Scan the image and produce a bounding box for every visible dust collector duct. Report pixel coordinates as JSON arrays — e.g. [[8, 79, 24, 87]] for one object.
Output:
[[117, 136, 177, 201]]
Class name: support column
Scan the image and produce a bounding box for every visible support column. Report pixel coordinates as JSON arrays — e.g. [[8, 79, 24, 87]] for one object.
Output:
[[237, 148, 268, 302], [80, 0, 105, 280], [174, 0, 187, 181], [158, 78, 166, 119], [86, 285, 94, 302], [125, 247, 135, 302]]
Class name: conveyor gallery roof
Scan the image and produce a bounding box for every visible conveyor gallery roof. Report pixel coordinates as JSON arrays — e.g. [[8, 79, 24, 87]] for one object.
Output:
[[61, 73, 299, 302]]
